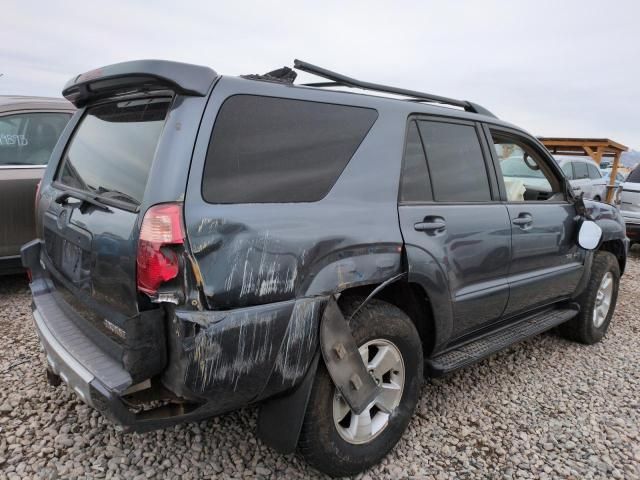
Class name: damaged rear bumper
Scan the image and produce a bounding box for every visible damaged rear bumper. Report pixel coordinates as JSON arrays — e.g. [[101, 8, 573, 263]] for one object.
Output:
[[22, 239, 328, 431]]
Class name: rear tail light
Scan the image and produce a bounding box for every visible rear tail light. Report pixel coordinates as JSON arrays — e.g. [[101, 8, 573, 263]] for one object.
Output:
[[136, 203, 184, 296]]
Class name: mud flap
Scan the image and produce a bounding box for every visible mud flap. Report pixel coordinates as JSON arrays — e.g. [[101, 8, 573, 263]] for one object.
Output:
[[319, 297, 380, 415], [257, 352, 320, 454]]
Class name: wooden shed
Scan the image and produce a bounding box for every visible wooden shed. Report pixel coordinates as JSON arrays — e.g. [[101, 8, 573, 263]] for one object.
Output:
[[539, 137, 628, 203]]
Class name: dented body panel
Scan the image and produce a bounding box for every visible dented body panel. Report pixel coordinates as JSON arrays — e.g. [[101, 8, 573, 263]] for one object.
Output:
[[163, 296, 326, 405], [172, 76, 407, 403]]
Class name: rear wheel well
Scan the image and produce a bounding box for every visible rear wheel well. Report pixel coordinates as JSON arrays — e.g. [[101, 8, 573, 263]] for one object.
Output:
[[599, 239, 626, 274], [338, 281, 435, 356]]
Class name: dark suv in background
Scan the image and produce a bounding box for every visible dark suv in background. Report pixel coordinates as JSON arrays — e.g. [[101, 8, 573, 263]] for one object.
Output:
[[21, 60, 628, 477], [0, 96, 74, 274]]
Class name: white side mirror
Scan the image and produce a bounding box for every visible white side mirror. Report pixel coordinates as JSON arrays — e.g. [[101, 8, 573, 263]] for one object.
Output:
[[578, 220, 602, 250]]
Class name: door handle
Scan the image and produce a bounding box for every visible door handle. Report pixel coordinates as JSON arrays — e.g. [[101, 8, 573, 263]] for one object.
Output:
[[512, 213, 533, 227], [414, 219, 446, 232]]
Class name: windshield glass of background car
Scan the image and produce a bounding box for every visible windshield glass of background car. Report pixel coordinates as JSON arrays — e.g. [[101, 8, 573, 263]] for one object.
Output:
[[627, 167, 640, 183], [0, 113, 70, 166], [499, 156, 546, 178], [57, 98, 170, 205]]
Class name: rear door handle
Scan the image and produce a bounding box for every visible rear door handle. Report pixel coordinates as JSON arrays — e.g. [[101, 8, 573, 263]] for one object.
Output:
[[512, 213, 533, 227], [414, 219, 446, 232]]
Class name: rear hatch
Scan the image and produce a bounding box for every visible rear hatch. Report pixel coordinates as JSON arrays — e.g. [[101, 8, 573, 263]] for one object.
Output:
[[40, 97, 173, 381]]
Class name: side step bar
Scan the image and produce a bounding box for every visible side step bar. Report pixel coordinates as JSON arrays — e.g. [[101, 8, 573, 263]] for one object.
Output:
[[426, 307, 578, 377]]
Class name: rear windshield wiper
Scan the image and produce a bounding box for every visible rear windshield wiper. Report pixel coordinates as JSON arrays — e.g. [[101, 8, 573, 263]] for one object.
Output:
[[95, 187, 139, 206], [55, 190, 112, 212]]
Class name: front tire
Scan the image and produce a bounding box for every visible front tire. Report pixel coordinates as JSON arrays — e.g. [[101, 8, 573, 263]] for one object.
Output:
[[298, 297, 423, 477], [559, 251, 620, 344]]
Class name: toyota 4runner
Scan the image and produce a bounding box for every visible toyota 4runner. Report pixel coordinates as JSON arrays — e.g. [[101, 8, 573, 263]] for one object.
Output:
[[21, 59, 628, 477]]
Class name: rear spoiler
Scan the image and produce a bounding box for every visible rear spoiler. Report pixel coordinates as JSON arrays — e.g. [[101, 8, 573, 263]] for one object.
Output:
[[62, 60, 218, 107]]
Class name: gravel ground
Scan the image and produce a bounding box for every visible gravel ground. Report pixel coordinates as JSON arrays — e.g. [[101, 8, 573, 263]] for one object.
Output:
[[1, 247, 639, 479]]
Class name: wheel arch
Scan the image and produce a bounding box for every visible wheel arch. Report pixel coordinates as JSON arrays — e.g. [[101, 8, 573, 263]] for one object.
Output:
[[338, 280, 438, 358], [599, 238, 626, 274]]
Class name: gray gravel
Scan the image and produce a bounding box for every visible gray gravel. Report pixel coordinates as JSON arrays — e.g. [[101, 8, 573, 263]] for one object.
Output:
[[1, 247, 639, 479]]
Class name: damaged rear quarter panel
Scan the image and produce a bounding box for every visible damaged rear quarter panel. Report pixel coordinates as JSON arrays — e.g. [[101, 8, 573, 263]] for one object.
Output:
[[171, 77, 407, 405]]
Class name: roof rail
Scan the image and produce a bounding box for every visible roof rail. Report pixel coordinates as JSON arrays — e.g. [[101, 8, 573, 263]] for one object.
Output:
[[293, 59, 496, 118]]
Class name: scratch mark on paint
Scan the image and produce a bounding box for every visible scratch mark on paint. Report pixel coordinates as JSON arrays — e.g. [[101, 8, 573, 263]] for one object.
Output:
[[274, 297, 324, 384]]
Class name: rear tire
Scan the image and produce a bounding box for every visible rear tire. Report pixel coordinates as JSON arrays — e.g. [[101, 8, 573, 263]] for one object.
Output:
[[298, 298, 423, 477], [593, 195, 601, 202], [559, 251, 620, 344]]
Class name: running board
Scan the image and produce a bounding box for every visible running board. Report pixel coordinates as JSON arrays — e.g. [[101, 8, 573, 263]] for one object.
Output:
[[426, 307, 578, 377]]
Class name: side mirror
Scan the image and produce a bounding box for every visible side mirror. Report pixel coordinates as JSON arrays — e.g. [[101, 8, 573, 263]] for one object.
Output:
[[578, 220, 602, 250]]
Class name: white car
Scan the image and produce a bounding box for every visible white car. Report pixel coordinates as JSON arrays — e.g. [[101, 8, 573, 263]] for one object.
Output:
[[499, 156, 607, 201], [620, 166, 640, 245], [556, 157, 608, 201]]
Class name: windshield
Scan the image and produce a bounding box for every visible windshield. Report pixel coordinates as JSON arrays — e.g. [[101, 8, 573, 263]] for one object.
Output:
[[57, 98, 170, 206], [627, 166, 640, 183], [499, 157, 546, 179]]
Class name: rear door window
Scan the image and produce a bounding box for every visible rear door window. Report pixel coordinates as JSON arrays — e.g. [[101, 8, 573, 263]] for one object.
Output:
[[573, 162, 589, 179], [57, 98, 170, 207], [588, 164, 602, 179], [0, 112, 71, 166], [417, 120, 491, 202], [202, 95, 378, 203]]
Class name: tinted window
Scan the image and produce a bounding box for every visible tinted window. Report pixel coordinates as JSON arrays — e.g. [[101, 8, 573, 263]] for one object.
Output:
[[418, 121, 491, 202], [0, 112, 70, 166], [57, 98, 170, 206], [202, 95, 378, 203], [400, 121, 431, 202], [588, 164, 602, 179], [573, 162, 589, 179], [561, 162, 574, 179], [627, 167, 640, 183]]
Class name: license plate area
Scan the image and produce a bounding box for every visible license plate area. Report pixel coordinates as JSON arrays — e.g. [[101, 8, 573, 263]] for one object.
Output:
[[43, 208, 93, 290], [61, 239, 83, 280]]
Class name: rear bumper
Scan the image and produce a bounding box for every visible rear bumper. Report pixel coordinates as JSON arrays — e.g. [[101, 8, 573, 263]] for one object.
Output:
[[21, 239, 325, 432], [23, 239, 135, 426], [0, 255, 24, 275], [21, 239, 198, 431]]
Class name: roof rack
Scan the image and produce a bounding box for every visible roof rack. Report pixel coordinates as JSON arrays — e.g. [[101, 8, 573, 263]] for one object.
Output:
[[293, 59, 496, 118]]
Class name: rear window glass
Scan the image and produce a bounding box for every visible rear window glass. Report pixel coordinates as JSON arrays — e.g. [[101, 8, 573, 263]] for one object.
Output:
[[0, 112, 71, 166], [57, 98, 170, 206], [628, 167, 640, 183], [202, 95, 378, 203]]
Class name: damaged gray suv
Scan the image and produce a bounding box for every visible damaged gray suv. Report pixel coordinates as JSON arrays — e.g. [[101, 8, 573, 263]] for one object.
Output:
[[22, 59, 628, 477]]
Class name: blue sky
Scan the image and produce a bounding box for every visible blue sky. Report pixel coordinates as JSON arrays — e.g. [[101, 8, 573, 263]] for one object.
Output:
[[2, 0, 639, 149]]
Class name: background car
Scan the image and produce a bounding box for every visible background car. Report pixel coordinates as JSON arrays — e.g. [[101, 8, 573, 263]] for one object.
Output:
[[556, 157, 608, 201], [601, 167, 627, 187], [498, 153, 607, 201], [0, 96, 74, 274], [620, 166, 640, 245]]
